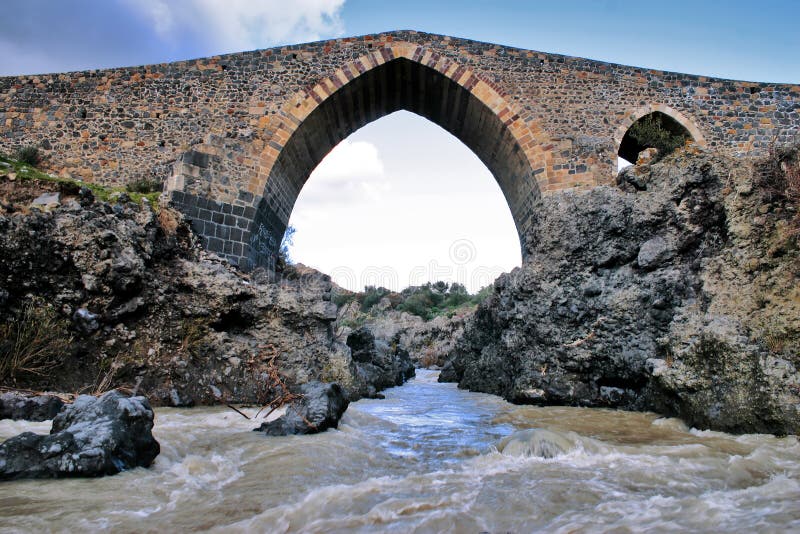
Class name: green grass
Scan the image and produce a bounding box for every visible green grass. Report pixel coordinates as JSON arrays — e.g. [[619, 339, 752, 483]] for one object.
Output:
[[0, 154, 161, 207]]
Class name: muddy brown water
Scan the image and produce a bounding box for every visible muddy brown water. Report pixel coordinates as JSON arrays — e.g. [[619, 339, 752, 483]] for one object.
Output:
[[1, 369, 798, 533]]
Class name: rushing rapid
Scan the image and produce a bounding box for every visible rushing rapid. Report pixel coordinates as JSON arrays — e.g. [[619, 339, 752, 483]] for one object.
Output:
[[1, 369, 799, 532]]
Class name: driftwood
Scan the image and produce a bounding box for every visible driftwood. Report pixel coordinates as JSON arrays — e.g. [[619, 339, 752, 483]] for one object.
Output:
[[224, 344, 304, 421], [225, 404, 252, 420]]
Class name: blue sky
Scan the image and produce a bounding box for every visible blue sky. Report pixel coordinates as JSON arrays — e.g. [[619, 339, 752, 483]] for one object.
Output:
[[2, 1, 797, 82], [1, 1, 798, 290]]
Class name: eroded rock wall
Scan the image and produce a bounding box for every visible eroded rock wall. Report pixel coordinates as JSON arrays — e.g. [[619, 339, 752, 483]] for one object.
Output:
[[441, 149, 800, 434], [0, 183, 411, 405]]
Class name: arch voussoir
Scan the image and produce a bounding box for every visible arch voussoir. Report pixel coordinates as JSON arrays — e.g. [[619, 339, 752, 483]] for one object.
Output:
[[235, 41, 591, 271], [615, 103, 707, 153], [252, 42, 557, 202]]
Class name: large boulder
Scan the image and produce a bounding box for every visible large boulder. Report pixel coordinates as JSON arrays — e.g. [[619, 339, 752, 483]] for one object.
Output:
[[0, 392, 65, 421], [0, 390, 160, 479], [255, 381, 349, 436]]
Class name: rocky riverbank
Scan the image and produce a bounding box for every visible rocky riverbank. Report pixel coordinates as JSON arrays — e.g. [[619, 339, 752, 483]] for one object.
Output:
[[440, 148, 800, 435], [2, 147, 798, 437], [334, 298, 468, 368], [0, 171, 414, 408]]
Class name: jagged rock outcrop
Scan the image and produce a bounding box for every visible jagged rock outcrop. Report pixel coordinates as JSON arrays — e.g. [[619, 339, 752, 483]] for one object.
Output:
[[0, 390, 159, 479], [396, 314, 467, 368], [335, 300, 467, 368], [441, 149, 800, 435], [345, 327, 415, 397], [0, 392, 65, 421], [0, 179, 413, 405], [254, 381, 349, 436]]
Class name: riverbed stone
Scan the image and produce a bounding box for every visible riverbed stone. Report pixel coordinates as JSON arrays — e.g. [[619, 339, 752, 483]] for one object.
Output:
[[344, 327, 415, 396], [497, 428, 577, 459], [0, 392, 65, 421], [255, 381, 349, 436], [0, 390, 160, 479]]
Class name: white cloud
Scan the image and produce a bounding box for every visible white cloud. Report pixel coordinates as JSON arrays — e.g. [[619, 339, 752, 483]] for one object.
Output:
[[134, 0, 174, 37], [304, 139, 390, 202], [126, 0, 345, 52], [287, 112, 522, 293]]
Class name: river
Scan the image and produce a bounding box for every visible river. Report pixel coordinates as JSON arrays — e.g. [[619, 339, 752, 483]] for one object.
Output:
[[1, 369, 799, 532]]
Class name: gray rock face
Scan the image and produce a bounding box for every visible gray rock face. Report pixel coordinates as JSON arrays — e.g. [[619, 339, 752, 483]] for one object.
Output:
[[31, 192, 60, 209], [0, 392, 65, 421], [637, 236, 672, 270], [345, 327, 415, 397], [0, 390, 160, 479], [0, 192, 413, 406], [442, 150, 800, 435], [255, 381, 349, 436], [335, 303, 466, 369]]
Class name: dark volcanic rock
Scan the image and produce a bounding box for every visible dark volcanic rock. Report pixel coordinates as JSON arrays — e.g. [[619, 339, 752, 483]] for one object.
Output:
[[346, 327, 378, 363], [442, 150, 800, 435], [0, 187, 415, 406], [345, 327, 415, 398], [0, 392, 65, 421], [255, 381, 349, 436], [0, 390, 160, 479]]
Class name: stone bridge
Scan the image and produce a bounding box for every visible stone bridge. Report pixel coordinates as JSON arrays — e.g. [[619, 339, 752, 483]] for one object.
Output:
[[1, 30, 798, 270]]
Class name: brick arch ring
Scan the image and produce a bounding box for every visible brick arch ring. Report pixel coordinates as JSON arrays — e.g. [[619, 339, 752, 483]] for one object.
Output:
[[247, 41, 559, 200]]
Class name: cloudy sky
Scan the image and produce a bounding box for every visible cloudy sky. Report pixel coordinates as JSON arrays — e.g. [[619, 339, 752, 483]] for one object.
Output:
[[1, 1, 798, 291]]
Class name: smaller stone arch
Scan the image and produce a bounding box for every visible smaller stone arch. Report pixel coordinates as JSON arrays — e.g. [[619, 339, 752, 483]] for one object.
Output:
[[614, 104, 706, 163]]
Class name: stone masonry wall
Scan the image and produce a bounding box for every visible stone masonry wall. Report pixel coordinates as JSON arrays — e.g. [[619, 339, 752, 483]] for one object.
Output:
[[1, 30, 798, 269]]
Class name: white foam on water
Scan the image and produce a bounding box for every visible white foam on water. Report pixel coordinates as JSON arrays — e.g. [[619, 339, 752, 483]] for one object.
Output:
[[0, 418, 52, 440], [1, 371, 799, 532]]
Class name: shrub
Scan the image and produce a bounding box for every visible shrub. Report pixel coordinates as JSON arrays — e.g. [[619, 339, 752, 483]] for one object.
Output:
[[443, 290, 471, 309], [179, 319, 206, 360], [627, 114, 688, 162], [126, 177, 162, 194], [16, 146, 41, 166], [398, 291, 436, 320], [331, 289, 356, 308], [756, 141, 800, 234], [473, 285, 493, 302], [0, 299, 72, 382], [360, 285, 391, 312]]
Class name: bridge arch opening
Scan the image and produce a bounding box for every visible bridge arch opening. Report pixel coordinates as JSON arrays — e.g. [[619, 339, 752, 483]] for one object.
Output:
[[286, 110, 522, 291], [249, 52, 544, 272], [616, 107, 706, 168]]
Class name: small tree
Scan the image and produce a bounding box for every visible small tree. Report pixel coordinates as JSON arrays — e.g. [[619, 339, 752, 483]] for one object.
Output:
[[275, 225, 296, 271]]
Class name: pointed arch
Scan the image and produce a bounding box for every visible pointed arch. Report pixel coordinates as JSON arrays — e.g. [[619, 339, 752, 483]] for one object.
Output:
[[245, 43, 557, 270], [614, 104, 706, 160]]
